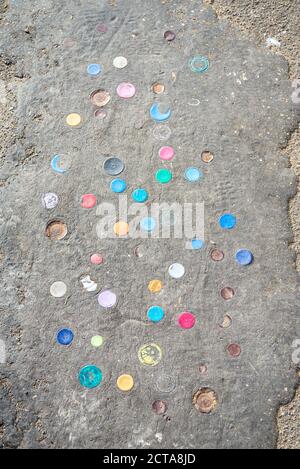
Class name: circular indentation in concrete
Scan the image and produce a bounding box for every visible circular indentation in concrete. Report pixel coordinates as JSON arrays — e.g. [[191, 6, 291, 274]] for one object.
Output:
[[193, 388, 218, 413], [46, 220, 68, 241], [152, 82, 165, 94], [134, 244, 146, 258], [90, 89, 111, 107], [219, 315, 232, 329], [221, 287, 235, 300], [189, 55, 209, 74], [199, 364, 208, 374], [211, 249, 224, 261], [153, 125, 172, 141], [155, 374, 176, 393], [201, 150, 214, 163], [152, 400, 167, 415], [94, 109, 107, 119], [164, 30, 176, 41], [227, 343, 241, 358]]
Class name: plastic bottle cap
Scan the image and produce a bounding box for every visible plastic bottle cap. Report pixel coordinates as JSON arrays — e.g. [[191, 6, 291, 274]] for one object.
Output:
[[50, 281, 67, 298], [114, 221, 129, 236], [79, 365, 103, 388], [57, 328, 74, 346], [156, 168, 172, 184], [116, 82, 136, 98], [81, 194, 97, 209], [159, 146, 174, 161], [178, 312, 196, 329], [185, 167, 203, 182], [117, 374, 134, 391], [168, 263, 185, 279], [235, 249, 253, 265], [66, 113, 81, 127], [219, 213, 237, 230], [148, 280, 163, 293], [87, 63, 102, 76], [91, 336, 103, 347], [132, 188, 148, 202], [98, 290, 117, 308], [111, 179, 127, 193], [147, 306, 165, 323]]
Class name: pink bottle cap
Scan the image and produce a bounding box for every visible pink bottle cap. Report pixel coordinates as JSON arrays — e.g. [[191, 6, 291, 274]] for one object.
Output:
[[116, 82, 136, 99], [159, 146, 175, 161], [90, 254, 104, 265], [178, 312, 196, 329], [81, 194, 97, 209]]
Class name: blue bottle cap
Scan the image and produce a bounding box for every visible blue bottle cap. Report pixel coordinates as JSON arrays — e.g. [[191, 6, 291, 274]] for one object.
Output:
[[111, 179, 127, 193], [235, 249, 253, 266], [87, 63, 102, 76], [56, 328, 74, 346], [132, 188, 148, 203], [150, 103, 172, 122], [140, 217, 156, 232], [79, 365, 103, 388], [219, 213, 237, 230], [185, 167, 203, 182], [191, 239, 204, 250], [147, 306, 165, 323]]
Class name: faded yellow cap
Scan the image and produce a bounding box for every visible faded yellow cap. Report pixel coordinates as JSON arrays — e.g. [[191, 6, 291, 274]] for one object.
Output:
[[117, 374, 134, 392], [148, 279, 163, 293], [66, 113, 81, 127]]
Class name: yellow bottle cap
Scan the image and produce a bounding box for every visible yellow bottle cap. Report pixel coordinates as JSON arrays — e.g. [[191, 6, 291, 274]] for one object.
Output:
[[114, 221, 129, 236], [66, 113, 81, 127], [117, 374, 134, 392], [148, 279, 163, 293]]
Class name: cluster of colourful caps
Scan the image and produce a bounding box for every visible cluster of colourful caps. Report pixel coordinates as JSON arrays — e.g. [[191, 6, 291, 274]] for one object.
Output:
[[43, 30, 254, 413]]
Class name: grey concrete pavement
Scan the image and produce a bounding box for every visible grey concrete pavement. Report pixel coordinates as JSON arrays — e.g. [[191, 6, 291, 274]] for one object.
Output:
[[0, 0, 299, 449]]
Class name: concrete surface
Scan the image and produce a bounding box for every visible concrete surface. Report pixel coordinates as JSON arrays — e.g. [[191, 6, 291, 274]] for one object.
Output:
[[205, 0, 300, 450], [0, 0, 299, 449]]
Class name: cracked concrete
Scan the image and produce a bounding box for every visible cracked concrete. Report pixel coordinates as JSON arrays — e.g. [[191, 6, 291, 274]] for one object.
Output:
[[0, 0, 299, 449]]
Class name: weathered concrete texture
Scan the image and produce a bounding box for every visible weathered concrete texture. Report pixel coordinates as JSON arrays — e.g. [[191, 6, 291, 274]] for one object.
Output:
[[204, 0, 300, 450], [0, 0, 299, 449]]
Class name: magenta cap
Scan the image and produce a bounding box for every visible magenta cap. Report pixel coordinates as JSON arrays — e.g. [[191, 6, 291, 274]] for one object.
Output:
[[178, 312, 196, 329]]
